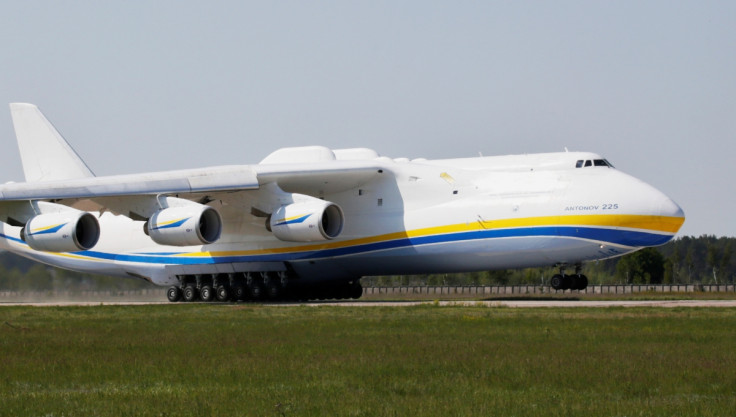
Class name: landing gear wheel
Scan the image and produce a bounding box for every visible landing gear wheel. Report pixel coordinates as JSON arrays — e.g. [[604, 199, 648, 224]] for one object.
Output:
[[183, 285, 198, 302], [300, 287, 317, 301], [265, 281, 281, 300], [576, 274, 589, 291], [550, 274, 564, 290], [216, 285, 230, 302], [569, 275, 579, 291], [231, 284, 247, 301], [249, 282, 264, 301], [167, 286, 182, 302], [349, 282, 363, 299], [200, 284, 214, 302], [322, 285, 338, 300], [561, 275, 572, 290]]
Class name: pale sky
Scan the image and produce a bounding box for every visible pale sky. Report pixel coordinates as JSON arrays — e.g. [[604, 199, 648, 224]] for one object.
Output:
[[1, 1, 734, 237]]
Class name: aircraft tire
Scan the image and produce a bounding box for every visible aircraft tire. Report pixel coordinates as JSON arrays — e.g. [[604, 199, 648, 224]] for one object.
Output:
[[338, 285, 351, 300], [231, 284, 246, 301], [265, 281, 281, 300], [183, 285, 198, 302], [578, 275, 589, 290], [167, 286, 182, 302], [200, 284, 214, 302], [569, 275, 579, 290], [249, 282, 264, 301], [561, 275, 572, 290], [298, 287, 315, 301], [550, 274, 564, 290], [318, 285, 334, 300], [349, 282, 363, 299], [216, 285, 230, 302]]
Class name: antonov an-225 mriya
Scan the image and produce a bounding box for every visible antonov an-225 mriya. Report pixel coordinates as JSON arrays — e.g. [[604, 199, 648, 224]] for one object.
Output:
[[0, 103, 685, 302]]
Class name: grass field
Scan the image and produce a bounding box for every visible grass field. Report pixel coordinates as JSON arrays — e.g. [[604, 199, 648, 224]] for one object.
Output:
[[1, 305, 735, 416]]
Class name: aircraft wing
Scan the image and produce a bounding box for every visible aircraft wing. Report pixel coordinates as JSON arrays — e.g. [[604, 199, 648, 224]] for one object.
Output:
[[0, 165, 257, 221], [0, 103, 385, 225], [0, 165, 259, 200], [0, 161, 383, 200], [0, 160, 384, 223]]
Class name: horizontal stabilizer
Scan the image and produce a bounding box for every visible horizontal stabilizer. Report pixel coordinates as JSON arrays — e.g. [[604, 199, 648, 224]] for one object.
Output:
[[9, 103, 95, 182]]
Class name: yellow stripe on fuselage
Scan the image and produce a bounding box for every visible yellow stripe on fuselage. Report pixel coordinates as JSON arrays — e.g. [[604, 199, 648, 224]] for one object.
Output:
[[477, 214, 684, 234], [178, 213, 684, 258]]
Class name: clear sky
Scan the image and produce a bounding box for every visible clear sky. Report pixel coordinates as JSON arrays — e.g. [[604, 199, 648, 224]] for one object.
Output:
[[1, 1, 734, 237]]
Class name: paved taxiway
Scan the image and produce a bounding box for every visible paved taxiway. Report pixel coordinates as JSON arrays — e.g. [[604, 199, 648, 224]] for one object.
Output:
[[2, 300, 736, 307]]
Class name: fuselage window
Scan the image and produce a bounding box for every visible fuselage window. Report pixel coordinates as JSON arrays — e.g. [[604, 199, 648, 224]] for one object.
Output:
[[576, 160, 584, 168]]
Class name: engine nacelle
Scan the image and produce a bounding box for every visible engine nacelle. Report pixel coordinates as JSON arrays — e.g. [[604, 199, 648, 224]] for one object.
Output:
[[270, 201, 344, 242], [146, 205, 222, 246], [21, 211, 100, 252]]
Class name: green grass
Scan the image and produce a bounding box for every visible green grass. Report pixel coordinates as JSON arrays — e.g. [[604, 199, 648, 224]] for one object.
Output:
[[1, 305, 735, 416]]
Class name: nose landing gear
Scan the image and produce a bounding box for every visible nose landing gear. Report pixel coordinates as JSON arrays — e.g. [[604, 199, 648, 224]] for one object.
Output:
[[550, 264, 589, 291]]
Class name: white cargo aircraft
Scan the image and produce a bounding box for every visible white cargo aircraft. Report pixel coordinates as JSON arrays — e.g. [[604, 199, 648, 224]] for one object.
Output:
[[0, 103, 684, 302]]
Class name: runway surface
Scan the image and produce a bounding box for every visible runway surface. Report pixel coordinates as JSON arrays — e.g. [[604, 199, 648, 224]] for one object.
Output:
[[2, 299, 736, 307]]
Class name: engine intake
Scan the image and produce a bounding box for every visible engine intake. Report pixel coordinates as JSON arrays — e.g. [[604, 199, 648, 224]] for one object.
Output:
[[146, 205, 222, 246], [21, 211, 100, 252], [270, 201, 344, 242]]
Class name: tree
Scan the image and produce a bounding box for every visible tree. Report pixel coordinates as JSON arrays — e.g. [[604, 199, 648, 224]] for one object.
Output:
[[706, 243, 720, 283], [616, 248, 666, 284], [720, 240, 733, 283]]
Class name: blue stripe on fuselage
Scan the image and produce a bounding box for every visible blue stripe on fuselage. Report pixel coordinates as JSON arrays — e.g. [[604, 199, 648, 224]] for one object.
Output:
[[0, 226, 671, 266]]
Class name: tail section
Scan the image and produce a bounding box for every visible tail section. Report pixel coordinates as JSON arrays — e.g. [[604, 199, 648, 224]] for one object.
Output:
[[9, 103, 95, 182]]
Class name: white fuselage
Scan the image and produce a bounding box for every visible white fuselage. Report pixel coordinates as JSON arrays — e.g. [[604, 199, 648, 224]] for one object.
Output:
[[0, 151, 684, 286]]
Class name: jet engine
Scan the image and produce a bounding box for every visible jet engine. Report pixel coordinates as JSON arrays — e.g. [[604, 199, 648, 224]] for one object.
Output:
[[21, 211, 100, 252], [269, 201, 344, 242], [146, 205, 222, 246]]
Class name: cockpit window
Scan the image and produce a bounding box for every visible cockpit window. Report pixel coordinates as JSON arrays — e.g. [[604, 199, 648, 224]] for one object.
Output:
[[576, 159, 614, 168]]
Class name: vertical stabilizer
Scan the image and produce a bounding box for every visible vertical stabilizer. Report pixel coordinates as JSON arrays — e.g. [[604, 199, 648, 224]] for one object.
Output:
[[9, 103, 95, 182]]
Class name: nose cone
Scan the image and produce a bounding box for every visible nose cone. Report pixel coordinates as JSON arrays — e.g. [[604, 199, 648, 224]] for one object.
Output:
[[581, 170, 685, 246], [620, 175, 685, 243], [652, 192, 685, 240], [658, 194, 685, 224]]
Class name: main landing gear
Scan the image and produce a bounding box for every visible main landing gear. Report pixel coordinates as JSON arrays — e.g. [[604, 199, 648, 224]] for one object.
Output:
[[166, 272, 364, 303], [550, 264, 589, 291]]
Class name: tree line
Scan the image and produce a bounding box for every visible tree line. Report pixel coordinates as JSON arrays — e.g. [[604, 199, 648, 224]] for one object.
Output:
[[0, 235, 734, 291], [364, 235, 736, 287]]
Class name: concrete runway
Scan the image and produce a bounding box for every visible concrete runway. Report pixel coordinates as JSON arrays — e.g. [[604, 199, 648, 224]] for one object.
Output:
[[2, 299, 736, 307]]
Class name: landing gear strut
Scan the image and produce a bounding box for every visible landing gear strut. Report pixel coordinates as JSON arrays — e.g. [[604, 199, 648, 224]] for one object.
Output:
[[550, 264, 588, 291]]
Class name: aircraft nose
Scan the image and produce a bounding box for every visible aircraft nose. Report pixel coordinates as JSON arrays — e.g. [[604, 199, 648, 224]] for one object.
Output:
[[610, 173, 686, 238], [654, 192, 686, 235], [645, 187, 686, 237], [618, 175, 684, 218], [657, 194, 685, 220]]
